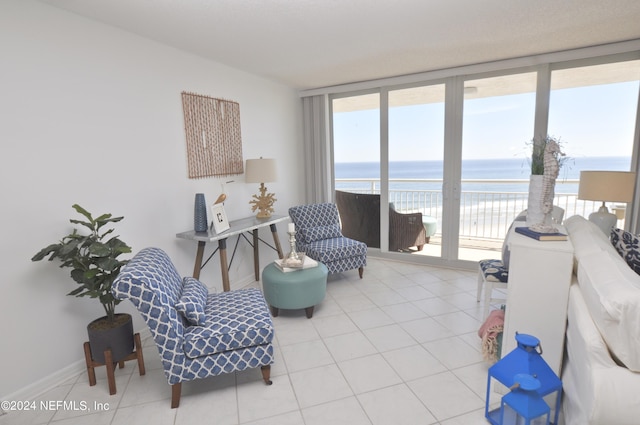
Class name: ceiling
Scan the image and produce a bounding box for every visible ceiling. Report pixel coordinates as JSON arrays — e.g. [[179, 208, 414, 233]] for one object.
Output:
[[40, 0, 640, 91]]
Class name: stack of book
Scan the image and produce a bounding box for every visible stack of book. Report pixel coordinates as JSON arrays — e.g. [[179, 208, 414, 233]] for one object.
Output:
[[515, 226, 568, 241], [274, 254, 319, 272]]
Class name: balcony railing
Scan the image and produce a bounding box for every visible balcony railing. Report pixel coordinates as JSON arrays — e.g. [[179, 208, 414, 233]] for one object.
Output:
[[335, 178, 619, 242]]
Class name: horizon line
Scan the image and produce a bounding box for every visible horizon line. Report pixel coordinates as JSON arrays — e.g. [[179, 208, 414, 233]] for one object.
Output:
[[336, 155, 630, 164]]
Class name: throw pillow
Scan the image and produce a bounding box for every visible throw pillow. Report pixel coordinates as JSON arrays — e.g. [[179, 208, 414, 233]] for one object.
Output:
[[301, 224, 342, 243], [611, 228, 640, 275], [175, 277, 208, 326]]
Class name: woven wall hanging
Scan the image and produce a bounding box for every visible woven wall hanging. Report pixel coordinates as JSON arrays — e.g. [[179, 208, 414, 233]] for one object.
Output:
[[181, 92, 244, 178]]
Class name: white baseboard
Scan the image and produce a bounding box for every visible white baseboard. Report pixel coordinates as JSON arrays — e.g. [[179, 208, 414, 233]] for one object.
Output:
[[2, 273, 257, 404], [1, 265, 257, 414], [233, 273, 262, 290], [1, 273, 264, 406], [2, 358, 86, 405], [1, 328, 152, 404]]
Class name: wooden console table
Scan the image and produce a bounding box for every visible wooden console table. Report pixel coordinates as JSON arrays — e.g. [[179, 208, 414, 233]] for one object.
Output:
[[176, 214, 288, 292]]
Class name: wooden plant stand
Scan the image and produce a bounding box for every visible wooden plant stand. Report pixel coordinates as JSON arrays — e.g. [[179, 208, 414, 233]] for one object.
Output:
[[83, 332, 145, 395]]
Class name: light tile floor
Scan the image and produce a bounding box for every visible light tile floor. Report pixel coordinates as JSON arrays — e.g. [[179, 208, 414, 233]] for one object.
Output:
[[3, 258, 498, 425]]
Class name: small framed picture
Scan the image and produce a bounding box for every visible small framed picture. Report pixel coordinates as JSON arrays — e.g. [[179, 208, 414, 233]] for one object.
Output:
[[210, 203, 230, 234]]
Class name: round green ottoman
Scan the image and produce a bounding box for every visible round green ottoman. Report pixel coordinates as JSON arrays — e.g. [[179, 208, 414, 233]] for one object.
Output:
[[262, 262, 328, 319], [422, 215, 437, 242]]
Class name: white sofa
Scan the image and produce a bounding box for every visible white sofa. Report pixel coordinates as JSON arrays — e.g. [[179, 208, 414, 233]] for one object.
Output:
[[562, 216, 640, 425]]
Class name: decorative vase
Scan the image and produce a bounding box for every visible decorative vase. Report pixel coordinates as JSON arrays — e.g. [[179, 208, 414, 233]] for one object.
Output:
[[526, 175, 554, 227], [194, 193, 208, 232]]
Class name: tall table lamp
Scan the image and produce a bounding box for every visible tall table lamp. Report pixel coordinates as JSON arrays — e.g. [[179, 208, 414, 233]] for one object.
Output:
[[246, 158, 277, 218], [578, 170, 636, 234]]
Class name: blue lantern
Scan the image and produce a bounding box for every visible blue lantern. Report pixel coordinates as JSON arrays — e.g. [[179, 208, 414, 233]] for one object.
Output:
[[485, 333, 562, 425], [500, 374, 551, 425]]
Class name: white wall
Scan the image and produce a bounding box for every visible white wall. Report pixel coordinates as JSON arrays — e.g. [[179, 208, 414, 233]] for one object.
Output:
[[0, 0, 303, 398]]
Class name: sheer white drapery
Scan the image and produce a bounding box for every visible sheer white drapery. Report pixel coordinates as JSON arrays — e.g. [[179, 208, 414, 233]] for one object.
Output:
[[629, 87, 640, 234], [302, 94, 332, 204]]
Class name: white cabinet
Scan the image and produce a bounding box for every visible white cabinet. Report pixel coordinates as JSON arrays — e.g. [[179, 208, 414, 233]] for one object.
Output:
[[500, 223, 574, 375]]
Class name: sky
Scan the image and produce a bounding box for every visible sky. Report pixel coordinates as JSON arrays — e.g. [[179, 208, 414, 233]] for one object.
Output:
[[333, 80, 639, 163]]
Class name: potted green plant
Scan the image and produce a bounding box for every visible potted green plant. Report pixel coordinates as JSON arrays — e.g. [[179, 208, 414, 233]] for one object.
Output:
[[32, 204, 133, 363]]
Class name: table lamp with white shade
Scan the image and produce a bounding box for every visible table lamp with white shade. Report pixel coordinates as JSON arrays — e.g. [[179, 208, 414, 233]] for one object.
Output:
[[246, 158, 277, 218], [578, 170, 636, 234]]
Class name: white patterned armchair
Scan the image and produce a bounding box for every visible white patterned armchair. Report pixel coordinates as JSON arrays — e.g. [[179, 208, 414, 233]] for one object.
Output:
[[289, 203, 367, 277], [112, 247, 274, 408]]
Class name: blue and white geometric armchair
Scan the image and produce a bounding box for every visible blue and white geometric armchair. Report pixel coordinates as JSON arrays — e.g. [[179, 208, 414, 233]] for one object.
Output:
[[112, 247, 274, 408], [289, 203, 367, 277]]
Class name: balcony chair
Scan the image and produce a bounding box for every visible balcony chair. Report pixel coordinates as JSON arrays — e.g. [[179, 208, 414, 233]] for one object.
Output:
[[112, 247, 274, 408], [476, 206, 564, 318], [334, 190, 431, 251], [288, 203, 367, 277], [389, 203, 429, 251]]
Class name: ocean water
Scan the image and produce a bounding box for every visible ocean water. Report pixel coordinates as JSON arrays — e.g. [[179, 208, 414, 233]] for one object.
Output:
[[335, 156, 631, 194]]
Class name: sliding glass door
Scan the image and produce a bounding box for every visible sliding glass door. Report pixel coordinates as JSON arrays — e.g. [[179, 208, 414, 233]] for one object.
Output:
[[387, 84, 446, 258], [459, 73, 537, 261], [332, 93, 381, 248]]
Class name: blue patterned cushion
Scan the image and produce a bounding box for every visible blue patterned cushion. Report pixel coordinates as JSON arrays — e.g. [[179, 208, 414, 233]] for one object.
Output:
[[301, 224, 342, 243], [183, 288, 274, 358], [289, 203, 367, 275], [289, 203, 341, 245], [479, 258, 509, 283], [175, 277, 208, 326], [305, 237, 367, 262], [611, 228, 640, 275]]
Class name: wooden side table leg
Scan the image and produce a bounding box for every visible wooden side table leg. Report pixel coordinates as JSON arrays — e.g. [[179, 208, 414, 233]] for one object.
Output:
[[134, 333, 146, 376], [253, 229, 260, 281], [270, 223, 284, 259], [219, 239, 230, 292], [83, 342, 96, 387], [104, 349, 116, 395], [193, 241, 206, 279]]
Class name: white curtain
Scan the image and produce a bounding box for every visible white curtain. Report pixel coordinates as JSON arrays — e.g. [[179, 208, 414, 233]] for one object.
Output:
[[302, 94, 332, 204], [629, 86, 640, 233]]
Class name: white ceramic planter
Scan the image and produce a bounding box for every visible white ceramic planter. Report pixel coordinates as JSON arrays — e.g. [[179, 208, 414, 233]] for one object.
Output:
[[526, 175, 554, 227]]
